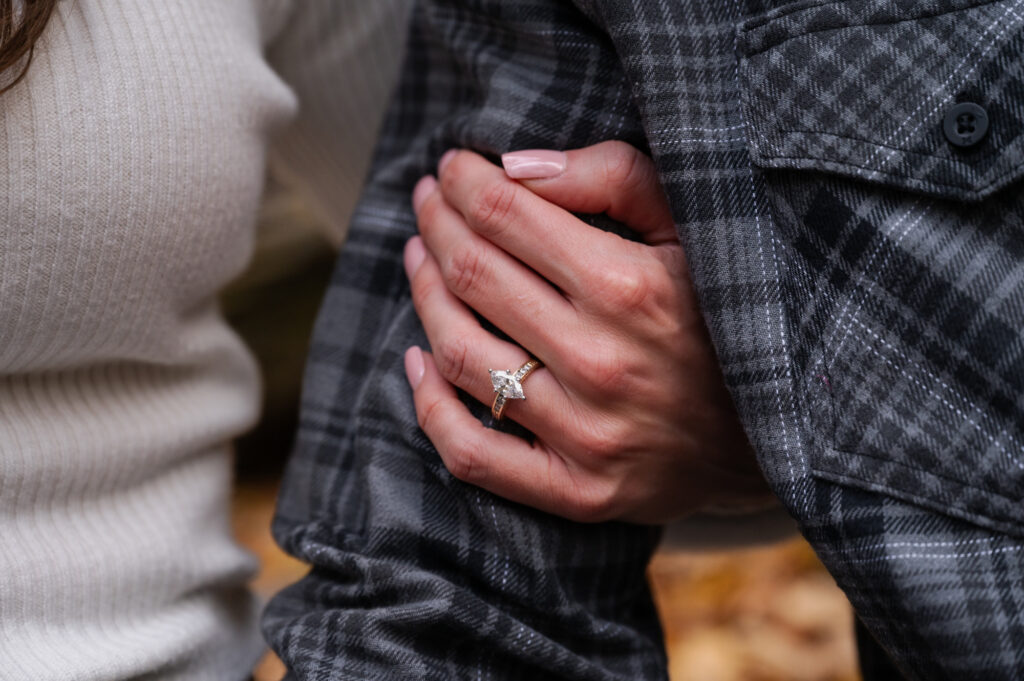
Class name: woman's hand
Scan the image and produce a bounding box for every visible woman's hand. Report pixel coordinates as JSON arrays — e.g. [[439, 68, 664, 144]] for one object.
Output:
[[403, 141, 772, 524]]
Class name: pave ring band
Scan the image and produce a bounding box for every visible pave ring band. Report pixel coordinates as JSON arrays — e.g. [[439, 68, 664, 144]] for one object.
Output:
[[489, 359, 542, 421]]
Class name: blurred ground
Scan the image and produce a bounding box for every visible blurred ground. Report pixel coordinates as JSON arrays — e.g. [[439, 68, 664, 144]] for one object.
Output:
[[650, 540, 859, 681], [230, 177, 861, 681]]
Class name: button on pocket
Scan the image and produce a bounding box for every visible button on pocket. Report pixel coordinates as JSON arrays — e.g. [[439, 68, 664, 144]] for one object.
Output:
[[943, 102, 990, 148]]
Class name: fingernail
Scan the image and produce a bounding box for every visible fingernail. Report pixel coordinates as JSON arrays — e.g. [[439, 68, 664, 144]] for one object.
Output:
[[501, 149, 567, 179], [404, 346, 425, 390], [412, 175, 437, 213], [438, 149, 458, 175], [403, 236, 426, 279]]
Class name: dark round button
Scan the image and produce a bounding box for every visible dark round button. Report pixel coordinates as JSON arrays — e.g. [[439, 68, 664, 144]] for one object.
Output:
[[943, 102, 989, 148]]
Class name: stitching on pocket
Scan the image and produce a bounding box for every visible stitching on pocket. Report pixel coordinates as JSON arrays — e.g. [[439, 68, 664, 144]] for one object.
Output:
[[756, 148, 1024, 197], [842, 313, 1024, 467], [831, 316, 1024, 472], [741, 0, 1001, 56], [778, 129, 1013, 165], [813, 452, 1022, 511], [742, 0, 843, 32], [815, 536, 1024, 563]]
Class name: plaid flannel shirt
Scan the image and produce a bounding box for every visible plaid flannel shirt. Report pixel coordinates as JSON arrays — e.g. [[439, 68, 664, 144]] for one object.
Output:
[[264, 1, 1024, 679]]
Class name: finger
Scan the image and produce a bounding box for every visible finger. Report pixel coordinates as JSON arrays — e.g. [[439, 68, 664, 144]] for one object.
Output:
[[412, 176, 578, 369], [500, 141, 677, 245], [405, 236, 575, 436], [405, 347, 586, 519], [435, 151, 629, 299]]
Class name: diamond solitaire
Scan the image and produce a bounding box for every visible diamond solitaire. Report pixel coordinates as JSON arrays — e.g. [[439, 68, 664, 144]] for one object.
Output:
[[490, 369, 526, 400], [489, 359, 542, 421]]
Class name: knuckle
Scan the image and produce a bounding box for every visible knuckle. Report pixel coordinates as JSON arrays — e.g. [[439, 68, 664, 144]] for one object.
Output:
[[446, 438, 486, 485], [563, 482, 617, 523], [434, 335, 473, 388], [438, 150, 471, 192], [417, 393, 445, 434], [445, 243, 489, 298], [409, 265, 441, 307], [601, 141, 645, 190], [598, 267, 656, 312], [575, 423, 622, 461], [470, 180, 518, 236], [575, 345, 632, 395], [415, 189, 445, 231]]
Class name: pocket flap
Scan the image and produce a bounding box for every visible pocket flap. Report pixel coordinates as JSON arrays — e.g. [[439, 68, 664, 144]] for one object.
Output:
[[738, 0, 1024, 201]]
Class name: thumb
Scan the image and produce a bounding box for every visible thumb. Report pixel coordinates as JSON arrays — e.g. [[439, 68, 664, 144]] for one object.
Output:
[[501, 141, 677, 245]]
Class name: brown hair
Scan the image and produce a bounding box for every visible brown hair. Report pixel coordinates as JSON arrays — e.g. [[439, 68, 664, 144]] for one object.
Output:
[[0, 0, 58, 95]]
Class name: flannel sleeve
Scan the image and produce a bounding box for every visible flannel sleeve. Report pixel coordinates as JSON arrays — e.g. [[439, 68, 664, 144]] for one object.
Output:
[[261, 2, 669, 679]]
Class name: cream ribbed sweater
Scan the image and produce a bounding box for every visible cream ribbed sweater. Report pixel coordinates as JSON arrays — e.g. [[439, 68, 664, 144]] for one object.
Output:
[[0, 2, 407, 679]]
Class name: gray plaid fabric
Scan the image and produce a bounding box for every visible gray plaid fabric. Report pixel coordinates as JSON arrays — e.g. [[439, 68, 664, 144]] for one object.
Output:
[[263, 1, 1024, 680], [740, 0, 1024, 200]]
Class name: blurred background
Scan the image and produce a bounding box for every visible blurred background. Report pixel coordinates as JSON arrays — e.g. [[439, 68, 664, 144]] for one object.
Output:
[[225, 173, 863, 681]]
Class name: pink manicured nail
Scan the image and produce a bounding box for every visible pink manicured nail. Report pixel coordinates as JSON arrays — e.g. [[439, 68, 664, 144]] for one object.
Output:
[[501, 149, 567, 179], [404, 236, 426, 279], [438, 149, 458, 175], [404, 346, 425, 390], [412, 175, 437, 213]]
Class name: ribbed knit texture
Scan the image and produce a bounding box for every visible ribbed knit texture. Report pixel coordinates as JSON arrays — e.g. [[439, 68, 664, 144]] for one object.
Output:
[[0, 1, 408, 679]]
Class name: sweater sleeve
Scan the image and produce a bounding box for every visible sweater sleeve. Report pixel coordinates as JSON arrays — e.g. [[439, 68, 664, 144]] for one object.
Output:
[[263, 0, 412, 246]]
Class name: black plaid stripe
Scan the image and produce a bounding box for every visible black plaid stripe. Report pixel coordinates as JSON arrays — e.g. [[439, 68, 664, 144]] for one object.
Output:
[[265, 0, 1024, 679]]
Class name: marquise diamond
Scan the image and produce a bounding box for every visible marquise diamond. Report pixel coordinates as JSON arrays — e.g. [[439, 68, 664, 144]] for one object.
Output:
[[489, 369, 526, 400]]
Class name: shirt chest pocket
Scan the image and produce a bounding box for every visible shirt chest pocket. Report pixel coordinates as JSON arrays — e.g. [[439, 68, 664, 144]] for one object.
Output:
[[738, 0, 1024, 537]]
